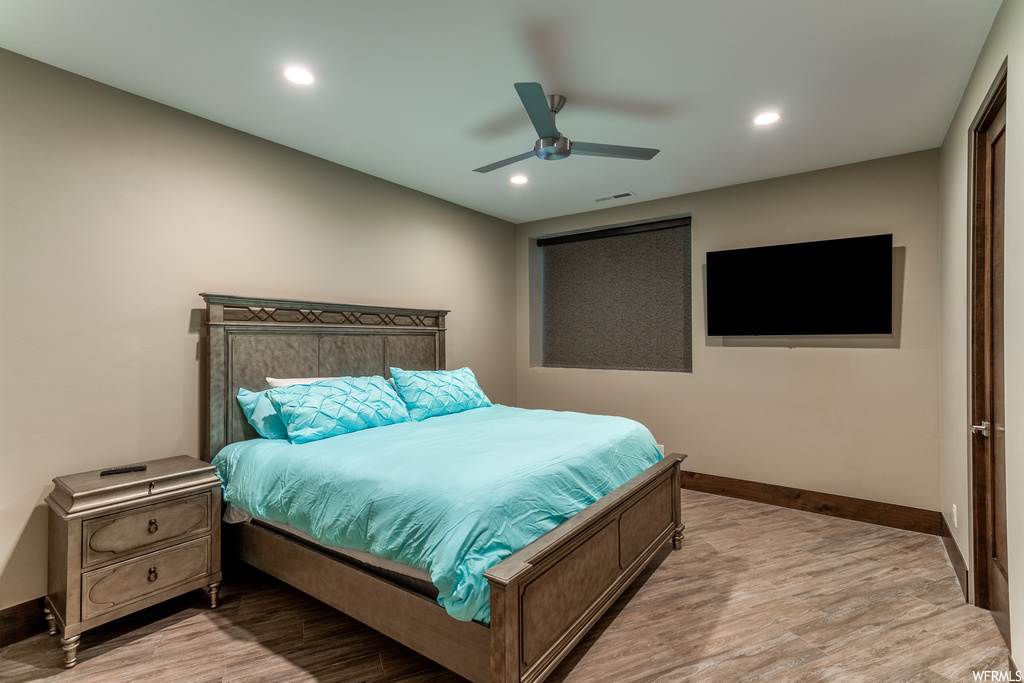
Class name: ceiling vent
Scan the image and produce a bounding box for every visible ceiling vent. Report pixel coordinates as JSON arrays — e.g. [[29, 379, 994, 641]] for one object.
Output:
[[594, 191, 636, 203]]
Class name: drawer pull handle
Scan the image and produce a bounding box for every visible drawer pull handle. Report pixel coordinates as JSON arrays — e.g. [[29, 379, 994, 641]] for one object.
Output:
[[148, 567, 158, 582], [148, 519, 158, 533]]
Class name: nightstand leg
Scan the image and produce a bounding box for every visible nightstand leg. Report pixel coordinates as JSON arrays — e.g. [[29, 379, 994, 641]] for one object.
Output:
[[60, 634, 80, 668], [43, 606, 57, 636], [207, 581, 221, 609], [672, 523, 685, 550]]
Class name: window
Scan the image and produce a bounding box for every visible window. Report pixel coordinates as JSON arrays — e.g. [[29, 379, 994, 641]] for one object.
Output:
[[535, 216, 692, 372]]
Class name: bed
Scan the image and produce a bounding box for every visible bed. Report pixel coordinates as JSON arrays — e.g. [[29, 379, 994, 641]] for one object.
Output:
[[200, 293, 683, 683]]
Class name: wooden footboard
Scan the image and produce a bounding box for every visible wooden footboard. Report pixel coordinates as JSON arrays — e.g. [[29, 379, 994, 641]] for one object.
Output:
[[485, 455, 683, 683], [229, 455, 682, 683]]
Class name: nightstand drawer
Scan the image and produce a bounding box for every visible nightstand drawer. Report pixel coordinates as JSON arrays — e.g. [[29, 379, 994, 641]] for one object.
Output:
[[81, 536, 212, 621], [82, 492, 212, 567]]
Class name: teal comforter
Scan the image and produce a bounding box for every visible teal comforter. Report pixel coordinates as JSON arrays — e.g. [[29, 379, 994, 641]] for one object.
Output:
[[212, 405, 662, 623]]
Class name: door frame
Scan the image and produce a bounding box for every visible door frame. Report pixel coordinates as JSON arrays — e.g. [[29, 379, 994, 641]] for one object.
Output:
[[968, 58, 1008, 637]]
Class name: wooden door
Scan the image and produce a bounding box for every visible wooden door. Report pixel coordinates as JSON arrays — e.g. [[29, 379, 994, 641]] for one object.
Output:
[[970, 63, 1009, 647]]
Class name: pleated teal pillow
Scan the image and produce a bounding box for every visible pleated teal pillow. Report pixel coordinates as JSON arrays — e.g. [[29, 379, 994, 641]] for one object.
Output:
[[267, 376, 411, 444], [236, 388, 290, 440], [389, 367, 492, 421]]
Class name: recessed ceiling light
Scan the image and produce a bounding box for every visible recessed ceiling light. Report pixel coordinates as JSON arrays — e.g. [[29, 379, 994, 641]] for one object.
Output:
[[284, 67, 314, 85], [754, 112, 780, 125], [510, 175, 528, 185]]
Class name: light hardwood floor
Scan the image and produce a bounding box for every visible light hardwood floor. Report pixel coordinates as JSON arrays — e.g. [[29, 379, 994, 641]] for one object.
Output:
[[0, 490, 1011, 682]]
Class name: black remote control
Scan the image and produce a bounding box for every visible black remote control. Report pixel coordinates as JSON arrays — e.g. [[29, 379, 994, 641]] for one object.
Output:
[[99, 463, 148, 476]]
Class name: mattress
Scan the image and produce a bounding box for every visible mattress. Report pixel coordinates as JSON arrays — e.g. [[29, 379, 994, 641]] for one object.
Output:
[[212, 404, 662, 623], [224, 504, 438, 599]]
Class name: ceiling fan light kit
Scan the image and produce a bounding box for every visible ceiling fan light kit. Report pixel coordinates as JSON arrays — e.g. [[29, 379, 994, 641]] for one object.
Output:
[[473, 82, 660, 173]]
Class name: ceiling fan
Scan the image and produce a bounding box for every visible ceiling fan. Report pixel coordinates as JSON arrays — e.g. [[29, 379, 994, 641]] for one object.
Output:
[[473, 82, 660, 173]]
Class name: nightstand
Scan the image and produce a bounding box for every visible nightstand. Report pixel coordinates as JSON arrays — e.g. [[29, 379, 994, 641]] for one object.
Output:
[[44, 455, 222, 668]]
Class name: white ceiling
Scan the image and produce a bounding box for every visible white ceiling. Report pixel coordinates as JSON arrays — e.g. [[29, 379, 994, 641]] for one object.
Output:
[[0, 1, 1002, 224]]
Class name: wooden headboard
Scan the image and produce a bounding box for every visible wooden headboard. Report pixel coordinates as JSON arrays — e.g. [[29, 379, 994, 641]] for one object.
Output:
[[200, 293, 448, 461]]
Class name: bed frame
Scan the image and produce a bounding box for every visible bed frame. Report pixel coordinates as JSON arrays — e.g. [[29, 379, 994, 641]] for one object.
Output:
[[200, 293, 683, 683]]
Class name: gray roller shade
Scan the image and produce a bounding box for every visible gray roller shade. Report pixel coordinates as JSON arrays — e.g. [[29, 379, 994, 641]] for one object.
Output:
[[539, 218, 691, 372]]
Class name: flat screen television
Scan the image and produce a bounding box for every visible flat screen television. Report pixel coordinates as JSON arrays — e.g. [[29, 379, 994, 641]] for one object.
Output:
[[706, 234, 893, 336]]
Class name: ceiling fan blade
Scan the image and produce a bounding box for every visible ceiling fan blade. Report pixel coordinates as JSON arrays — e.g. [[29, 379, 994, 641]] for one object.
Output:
[[473, 150, 536, 174], [514, 82, 560, 139], [571, 141, 660, 160]]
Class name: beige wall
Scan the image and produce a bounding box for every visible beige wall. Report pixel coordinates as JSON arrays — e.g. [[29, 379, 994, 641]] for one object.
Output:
[[939, 0, 1023, 655], [0, 49, 516, 609], [517, 151, 941, 511]]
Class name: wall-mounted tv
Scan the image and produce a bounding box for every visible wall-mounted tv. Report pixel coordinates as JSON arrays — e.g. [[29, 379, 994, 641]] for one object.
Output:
[[706, 234, 893, 336]]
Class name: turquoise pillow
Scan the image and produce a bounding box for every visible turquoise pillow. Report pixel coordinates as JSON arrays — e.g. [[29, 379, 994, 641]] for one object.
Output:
[[389, 367, 492, 421], [267, 376, 411, 444], [236, 388, 289, 440]]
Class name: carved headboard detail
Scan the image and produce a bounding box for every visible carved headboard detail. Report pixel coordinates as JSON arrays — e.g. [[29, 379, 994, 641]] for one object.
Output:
[[200, 293, 448, 461]]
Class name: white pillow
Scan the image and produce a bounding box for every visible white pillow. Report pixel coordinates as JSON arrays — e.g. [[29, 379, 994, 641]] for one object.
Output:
[[267, 376, 399, 392], [266, 376, 339, 388]]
